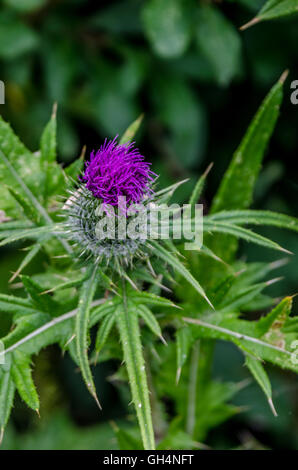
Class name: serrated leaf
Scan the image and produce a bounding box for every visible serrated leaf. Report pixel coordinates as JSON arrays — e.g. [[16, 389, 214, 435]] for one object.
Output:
[[150, 240, 213, 308], [75, 266, 100, 406], [0, 293, 39, 316], [95, 313, 116, 353], [9, 243, 42, 282], [21, 275, 59, 314], [130, 291, 177, 309], [90, 301, 116, 327], [64, 155, 84, 180], [245, 355, 277, 416], [40, 105, 57, 165], [207, 210, 298, 232], [0, 224, 61, 247], [184, 315, 298, 373], [2, 312, 50, 351], [120, 114, 143, 145], [209, 73, 287, 261], [257, 297, 292, 336], [138, 304, 163, 341], [6, 186, 41, 226], [203, 220, 289, 253], [40, 105, 58, 198], [189, 163, 213, 210], [241, 0, 298, 30], [0, 364, 15, 443], [11, 350, 39, 411], [117, 296, 155, 450]]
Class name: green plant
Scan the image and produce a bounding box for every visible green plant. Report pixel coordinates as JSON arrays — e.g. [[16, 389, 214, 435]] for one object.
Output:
[[0, 71, 298, 450]]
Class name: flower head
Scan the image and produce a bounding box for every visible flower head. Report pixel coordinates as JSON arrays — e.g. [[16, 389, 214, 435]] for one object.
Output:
[[82, 137, 156, 207]]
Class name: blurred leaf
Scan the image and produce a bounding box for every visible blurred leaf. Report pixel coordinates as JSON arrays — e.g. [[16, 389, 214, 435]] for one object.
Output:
[[3, 0, 46, 12], [142, 0, 192, 58], [176, 327, 193, 383], [157, 417, 199, 450], [0, 13, 38, 59], [154, 77, 207, 168], [89, 0, 142, 34], [114, 425, 143, 450], [42, 40, 79, 103], [95, 90, 139, 137], [196, 5, 242, 86]]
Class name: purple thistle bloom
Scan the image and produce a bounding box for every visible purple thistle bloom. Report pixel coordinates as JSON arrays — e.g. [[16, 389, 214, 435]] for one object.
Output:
[[82, 137, 156, 207]]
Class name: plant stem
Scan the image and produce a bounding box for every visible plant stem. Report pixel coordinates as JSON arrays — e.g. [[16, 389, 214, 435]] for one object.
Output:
[[186, 340, 200, 437], [186, 339, 214, 438]]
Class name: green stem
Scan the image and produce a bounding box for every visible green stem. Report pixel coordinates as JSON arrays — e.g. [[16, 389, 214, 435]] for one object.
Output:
[[186, 340, 199, 437], [186, 339, 214, 438]]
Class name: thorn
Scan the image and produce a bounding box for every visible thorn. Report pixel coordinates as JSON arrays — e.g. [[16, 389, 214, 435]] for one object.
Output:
[[203, 162, 214, 178], [279, 69, 289, 85], [40, 288, 54, 295], [52, 102, 57, 118], [269, 258, 289, 270], [79, 145, 86, 160], [160, 335, 167, 346], [146, 258, 156, 277], [36, 409, 40, 418], [0, 427, 4, 445], [176, 367, 181, 385], [268, 397, 278, 417], [92, 391, 102, 410], [279, 246, 293, 255], [239, 17, 260, 31], [266, 277, 283, 286], [9, 271, 19, 283], [289, 293, 298, 300], [171, 302, 182, 310], [63, 334, 76, 350], [204, 294, 215, 310], [236, 378, 253, 391]]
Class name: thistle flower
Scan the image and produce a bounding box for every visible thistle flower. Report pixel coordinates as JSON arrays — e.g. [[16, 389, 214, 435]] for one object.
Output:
[[63, 138, 156, 266], [82, 137, 156, 207]]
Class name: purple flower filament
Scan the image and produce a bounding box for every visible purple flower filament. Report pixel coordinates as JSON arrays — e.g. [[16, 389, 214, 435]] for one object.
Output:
[[82, 137, 156, 208]]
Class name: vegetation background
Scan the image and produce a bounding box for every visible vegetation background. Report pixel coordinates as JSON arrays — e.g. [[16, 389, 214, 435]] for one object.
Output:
[[0, 0, 297, 450]]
